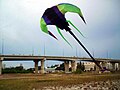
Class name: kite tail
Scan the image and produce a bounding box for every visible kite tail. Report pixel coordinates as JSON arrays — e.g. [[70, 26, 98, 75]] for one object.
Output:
[[56, 26, 72, 48], [67, 20, 85, 38]]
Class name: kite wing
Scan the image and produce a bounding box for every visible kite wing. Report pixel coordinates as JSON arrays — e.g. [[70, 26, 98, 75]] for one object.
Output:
[[57, 3, 86, 24], [40, 17, 58, 40]]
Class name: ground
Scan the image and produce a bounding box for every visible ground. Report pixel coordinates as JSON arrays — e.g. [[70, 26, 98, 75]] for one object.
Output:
[[0, 73, 120, 90]]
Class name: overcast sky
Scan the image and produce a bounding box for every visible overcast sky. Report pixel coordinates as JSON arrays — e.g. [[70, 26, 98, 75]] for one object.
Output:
[[0, 0, 120, 68]]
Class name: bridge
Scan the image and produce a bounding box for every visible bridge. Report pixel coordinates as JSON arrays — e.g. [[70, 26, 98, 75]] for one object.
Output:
[[0, 55, 120, 75]]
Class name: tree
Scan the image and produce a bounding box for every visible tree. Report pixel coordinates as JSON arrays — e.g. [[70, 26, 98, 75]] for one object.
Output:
[[77, 61, 85, 71]]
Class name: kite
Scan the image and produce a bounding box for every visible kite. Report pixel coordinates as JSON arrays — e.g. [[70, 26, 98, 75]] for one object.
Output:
[[40, 3, 102, 70]]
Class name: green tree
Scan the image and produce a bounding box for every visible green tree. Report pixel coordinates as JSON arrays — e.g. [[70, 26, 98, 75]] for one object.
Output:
[[77, 61, 85, 71]]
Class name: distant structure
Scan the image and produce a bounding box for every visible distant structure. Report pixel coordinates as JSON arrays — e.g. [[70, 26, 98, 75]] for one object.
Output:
[[84, 62, 95, 71], [45, 67, 56, 73]]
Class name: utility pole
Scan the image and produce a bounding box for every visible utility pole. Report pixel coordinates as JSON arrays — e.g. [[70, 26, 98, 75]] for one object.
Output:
[[2, 38, 4, 55], [79, 49, 81, 57], [44, 43, 45, 56], [76, 47, 77, 57], [63, 48, 64, 56], [92, 49, 94, 58], [107, 50, 109, 59], [32, 47, 34, 56]]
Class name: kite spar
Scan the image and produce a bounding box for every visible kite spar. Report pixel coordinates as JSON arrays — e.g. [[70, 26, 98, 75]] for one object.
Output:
[[68, 30, 102, 69], [40, 3, 102, 70]]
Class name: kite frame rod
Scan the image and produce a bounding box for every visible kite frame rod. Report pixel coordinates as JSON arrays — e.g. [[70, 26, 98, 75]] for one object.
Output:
[[68, 30, 102, 69]]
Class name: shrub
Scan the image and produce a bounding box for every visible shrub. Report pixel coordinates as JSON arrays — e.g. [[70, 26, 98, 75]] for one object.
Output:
[[73, 69, 82, 74]]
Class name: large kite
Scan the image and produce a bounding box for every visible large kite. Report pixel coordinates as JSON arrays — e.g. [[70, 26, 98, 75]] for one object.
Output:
[[40, 3, 102, 69]]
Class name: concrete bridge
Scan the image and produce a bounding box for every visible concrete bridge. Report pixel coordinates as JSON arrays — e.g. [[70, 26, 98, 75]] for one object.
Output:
[[0, 55, 120, 75]]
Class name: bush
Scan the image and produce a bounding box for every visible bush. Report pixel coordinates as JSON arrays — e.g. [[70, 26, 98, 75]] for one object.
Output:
[[73, 69, 82, 74], [2, 67, 33, 74]]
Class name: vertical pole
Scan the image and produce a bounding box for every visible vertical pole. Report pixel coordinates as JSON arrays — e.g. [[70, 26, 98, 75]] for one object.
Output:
[[40, 59, 45, 74], [0, 60, 2, 75], [107, 62, 109, 70], [76, 47, 77, 57], [118, 63, 120, 71], [44, 43, 45, 56], [71, 61, 76, 72], [2, 39, 4, 55], [94, 62, 100, 73], [63, 48, 64, 56], [107, 50, 109, 59], [79, 50, 81, 57], [92, 49, 94, 58], [32, 47, 34, 56], [101, 62, 107, 69], [34, 60, 39, 74], [64, 61, 69, 73], [111, 62, 116, 71]]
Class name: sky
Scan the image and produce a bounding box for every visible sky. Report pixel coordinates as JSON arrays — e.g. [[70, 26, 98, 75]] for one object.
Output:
[[0, 0, 120, 68]]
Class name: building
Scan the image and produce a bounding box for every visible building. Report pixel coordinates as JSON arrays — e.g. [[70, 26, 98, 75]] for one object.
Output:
[[84, 62, 95, 71]]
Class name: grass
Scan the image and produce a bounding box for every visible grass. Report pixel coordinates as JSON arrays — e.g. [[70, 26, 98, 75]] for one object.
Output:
[[0, 73, 120, 90]]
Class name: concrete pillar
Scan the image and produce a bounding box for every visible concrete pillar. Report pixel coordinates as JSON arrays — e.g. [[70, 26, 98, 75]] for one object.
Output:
[[0, 60, 2, 75], [107, 62, 110, 70], [101, 62, 107, 69], [71, 61, 76, 72], [64, 61, 69, 73], [34, 60, 39, 74], [94, 62, 100, 72], [111, 62, 115, 71], [115, 63, 119, 71], [118, 63, 120, 71], [40, 59, 45, 74]]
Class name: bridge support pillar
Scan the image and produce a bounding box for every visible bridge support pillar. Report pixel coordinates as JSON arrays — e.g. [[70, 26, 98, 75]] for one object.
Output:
[[34, 60, 39, 74], [101, 62, 107, 69], [0, 60, 2, 75], [71, 61, 76, 72], [40, 59, 45, 74], [94, 62, 100, 73], [107, 62, 111, 70], [111, 62, 116, 71], [64, 61, 69, 73], [118, 63, 120, 71]]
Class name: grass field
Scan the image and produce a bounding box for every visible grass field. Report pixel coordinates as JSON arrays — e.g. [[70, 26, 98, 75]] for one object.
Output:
[[0, 73, 120, 90]]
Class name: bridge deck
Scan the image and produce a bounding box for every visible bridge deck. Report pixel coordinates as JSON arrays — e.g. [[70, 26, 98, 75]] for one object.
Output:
[[0, 55, 120, 62]]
